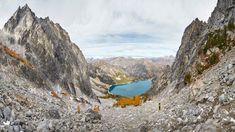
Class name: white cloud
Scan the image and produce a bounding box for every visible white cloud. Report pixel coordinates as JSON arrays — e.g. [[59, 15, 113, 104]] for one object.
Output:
[[0, 0, 217, 58]]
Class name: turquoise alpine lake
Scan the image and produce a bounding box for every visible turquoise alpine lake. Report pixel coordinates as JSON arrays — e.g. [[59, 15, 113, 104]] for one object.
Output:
[[108, 80, 152, 97]]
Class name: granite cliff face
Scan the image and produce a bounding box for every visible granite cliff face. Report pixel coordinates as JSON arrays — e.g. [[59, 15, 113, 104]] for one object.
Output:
[[208, 0, 235, 27], [157, 0, 235, 91], [3, 5, 96, 99], [171, 19, 207, 83]]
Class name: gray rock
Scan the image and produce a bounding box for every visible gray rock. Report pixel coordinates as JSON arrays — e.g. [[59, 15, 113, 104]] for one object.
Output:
[[232, 60, 235, 65], [25, 123, 36, 132], [14, 102, 21, 111], [13, 125, 20, 132], [5, 125, 14, 132], [25, 110, 33, 117], [226, 80, 234, 86], [219, 94, 225, 104], [0, 102, 4, 108], [4, 96, 12, 105], [224, 76, 229, 82], [227, 75, 235, 86], [85, 109, 102, 123], [229, 108, 235, 117], [206, 50, 212, 56], [46, 109, 61, 119], [37, 120, 49, 132], [0, 109, 3, 119], [48, 120, 55, 131], [3, 107, 11, 120], [213, 105, 220, 114], [12, 119, 23, 126], [227, 64, 233, 70], [208, 96, 214, 102], [139, 125, 148, 132], [10, 110, 15, 122]]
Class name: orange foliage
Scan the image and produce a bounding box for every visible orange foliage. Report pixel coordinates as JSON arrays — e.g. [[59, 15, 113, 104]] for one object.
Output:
[[50, 91, 60, 98], [61, 91, 70, 96], [3, 46, 33, 69], [93, 105, 100, 112], [77, 105, 80, 113], [15, 94, 32, 107], [113, 96, 142, 108]]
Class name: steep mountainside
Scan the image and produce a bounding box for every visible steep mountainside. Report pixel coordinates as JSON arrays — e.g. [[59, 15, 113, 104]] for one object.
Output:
[[89, 60, 133, 85], [2, 5, 96, 99], [0, 5, 102, 132], [153, 0, 235, 94], [0, 1, 234, 131], [102, 0, 235, 131]]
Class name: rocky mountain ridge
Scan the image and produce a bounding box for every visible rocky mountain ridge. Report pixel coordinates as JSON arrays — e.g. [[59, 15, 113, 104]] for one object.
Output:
[[2, 4, 96, 99], [152, 0, 235, 95], [89, 56, 173, 84], [0, 0, 235, 131]]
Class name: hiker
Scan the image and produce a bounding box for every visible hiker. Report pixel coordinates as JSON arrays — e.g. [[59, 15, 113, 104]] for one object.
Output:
[[158, 103, 161, 111]]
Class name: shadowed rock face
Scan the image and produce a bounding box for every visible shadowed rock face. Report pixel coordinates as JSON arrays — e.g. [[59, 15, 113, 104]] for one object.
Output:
[[171, 19, 207, 83], [170, 0, 235, 86], [151, 0, 235, 94], [3, 4, 96, 99]]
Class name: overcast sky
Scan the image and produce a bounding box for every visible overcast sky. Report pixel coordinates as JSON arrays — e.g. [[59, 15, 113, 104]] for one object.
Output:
[[0, 0, 217, 58]]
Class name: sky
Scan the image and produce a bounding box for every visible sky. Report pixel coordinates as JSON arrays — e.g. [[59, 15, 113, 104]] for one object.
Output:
[[0, 0, 217, 58]]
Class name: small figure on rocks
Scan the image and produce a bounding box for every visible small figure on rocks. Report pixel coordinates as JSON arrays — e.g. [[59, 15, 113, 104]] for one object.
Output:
[[159, 103, 161, 111]]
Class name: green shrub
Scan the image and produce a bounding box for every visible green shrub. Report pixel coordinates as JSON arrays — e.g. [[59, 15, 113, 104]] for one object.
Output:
[[203, 27, 228, 54], [184, 72, 192, 85], [196, 63, 206, 75], [208, 53, 220, 66], [228, 20, 235, 31]]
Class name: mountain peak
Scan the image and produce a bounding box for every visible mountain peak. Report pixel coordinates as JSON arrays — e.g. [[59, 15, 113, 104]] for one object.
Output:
[[22, 4, 30, 9], [14, 4, 35, 18], [4, 4, 36, 34]]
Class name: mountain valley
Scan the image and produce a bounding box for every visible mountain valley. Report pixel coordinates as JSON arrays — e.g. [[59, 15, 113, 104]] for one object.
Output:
[[0, 1, 235, 131]]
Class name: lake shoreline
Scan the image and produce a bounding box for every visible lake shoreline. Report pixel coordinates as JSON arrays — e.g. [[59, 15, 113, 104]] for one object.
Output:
[[108, 79, 152, 97]]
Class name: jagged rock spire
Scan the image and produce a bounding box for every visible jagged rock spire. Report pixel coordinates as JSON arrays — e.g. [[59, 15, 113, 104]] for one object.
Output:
[[4, 4, 36, 34], [13, 4, 35, 17], [2, 4, 97, 100]]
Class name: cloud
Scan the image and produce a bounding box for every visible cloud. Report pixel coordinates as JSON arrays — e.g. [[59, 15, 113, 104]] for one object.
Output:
[[0, 0, 217, 58]]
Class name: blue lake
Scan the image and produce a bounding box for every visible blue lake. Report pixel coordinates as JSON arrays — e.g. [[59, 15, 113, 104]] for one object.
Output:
[[108, 80, 152, 97]]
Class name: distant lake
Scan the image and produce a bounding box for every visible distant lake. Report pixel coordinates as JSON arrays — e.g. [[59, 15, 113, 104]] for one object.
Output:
[[108, 80, 152, 97]]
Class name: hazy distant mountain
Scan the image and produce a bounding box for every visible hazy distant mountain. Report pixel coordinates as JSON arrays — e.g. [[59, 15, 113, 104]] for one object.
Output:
[[90, 56, 174, 79]]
